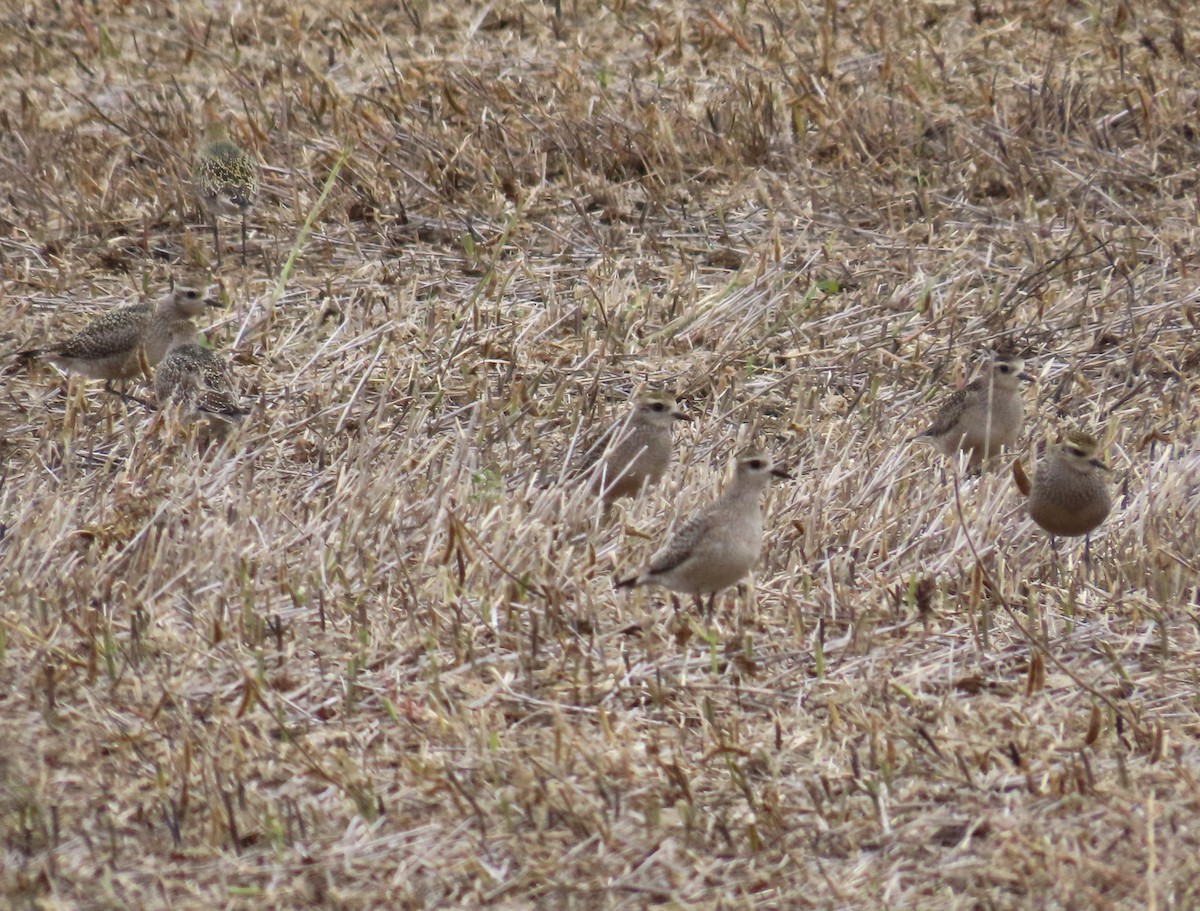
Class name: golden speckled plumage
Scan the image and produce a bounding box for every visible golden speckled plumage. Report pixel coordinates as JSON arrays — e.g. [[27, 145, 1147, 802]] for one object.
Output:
[[20, 286, 218, 385], [195, 123, 258, 216], [155, 342, 247, 426], [194, 112, 259, 265]]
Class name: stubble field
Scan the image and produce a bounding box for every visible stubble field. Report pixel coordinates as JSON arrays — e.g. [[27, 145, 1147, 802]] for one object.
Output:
[[2, 0, 1199, 907]]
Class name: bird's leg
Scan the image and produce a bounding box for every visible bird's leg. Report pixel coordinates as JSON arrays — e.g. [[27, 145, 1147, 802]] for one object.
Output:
[[211, 219, 222, 267], [104, 379, 132, 408], [121, 389, 155, 410], [1084, 534, 1092, 567], [100, 380, 120, 433], [102, 380, 153, 410], [969, 450, 984, 478], [1049, 535, 1062, 586], [704, 593, 716, 621], [736, 581, 751, 625], [671, 595, 683, 614], [240, 212, 248, 266]]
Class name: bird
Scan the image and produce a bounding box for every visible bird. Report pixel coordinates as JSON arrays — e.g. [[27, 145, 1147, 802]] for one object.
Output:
[[913, 354, 1031, 469], [1020, 430, 1112, 559], [17, 284, 221, 399], [575, 393, 692, 507], [154, 339, 248, 433], [194, 98, 259, 267], [616, 451, 792, 616]]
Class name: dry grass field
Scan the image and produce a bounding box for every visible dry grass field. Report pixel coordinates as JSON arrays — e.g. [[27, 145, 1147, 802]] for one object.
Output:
[[2, 0, 1200, 907]]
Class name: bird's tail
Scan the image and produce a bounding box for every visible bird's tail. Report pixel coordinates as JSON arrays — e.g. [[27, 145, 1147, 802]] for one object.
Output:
[[8, 349, 45, 375], [614, 575, 639, 589], [1011, 457, 1032, 497]]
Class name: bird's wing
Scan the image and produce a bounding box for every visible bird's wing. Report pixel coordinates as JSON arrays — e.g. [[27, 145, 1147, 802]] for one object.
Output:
[[54, 304, 150, 359], [920, 384, 971, 437], [198, 362, 245, 416], [645, 507, 719, 577], [198, 350, 236, 392], [197, 388, 248, 418], [191, 350, 245, 417], [572, 419, 623, 476], [157, 357, 204, 408]]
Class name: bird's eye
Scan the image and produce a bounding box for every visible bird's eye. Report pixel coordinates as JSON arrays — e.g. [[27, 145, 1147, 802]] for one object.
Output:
[[651, 402, 665, 412], [748, 459, 764, 470], [998, 364, 1011, 373], [1068, 447, 1085, 457]]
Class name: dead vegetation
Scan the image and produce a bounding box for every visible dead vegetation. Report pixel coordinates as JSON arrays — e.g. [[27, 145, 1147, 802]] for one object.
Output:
[[2, 0, 1199, 907]]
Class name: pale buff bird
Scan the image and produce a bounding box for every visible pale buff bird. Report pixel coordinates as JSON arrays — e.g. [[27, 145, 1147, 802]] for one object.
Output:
[[914, 355, 1032, 469], [1020, 431, 1112, 558], [576, 393, 691, 506], [616, 451, 791, 615], [194, 99, 259, 266], [154, 340, 248, 432], [18, 284, 220, 396]]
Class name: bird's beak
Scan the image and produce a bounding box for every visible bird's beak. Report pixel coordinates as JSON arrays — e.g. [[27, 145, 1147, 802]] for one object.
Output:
[[205, 293, 224, 308], [1019, 371, 1034, 382], [771, 467, 793, 480], [672, 410, 692, 422], [1090, 458, 1111, 472]]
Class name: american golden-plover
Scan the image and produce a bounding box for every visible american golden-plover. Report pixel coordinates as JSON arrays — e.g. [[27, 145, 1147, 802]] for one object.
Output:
[[154, 340, 248, 431], [18, 284, 220, 396], [1023, 431, 1112, 557], [914, 354, 1031, 469], [616, 451, 791, 615], [194, 100, 259, 266], [577, 393, 691, 506]]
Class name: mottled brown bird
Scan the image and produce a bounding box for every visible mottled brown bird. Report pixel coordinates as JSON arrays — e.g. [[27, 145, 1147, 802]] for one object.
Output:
[[1025, 431, 1112, 558], [194, 99, 259, 266], [18, 285, 220, 396], [576, 393, 691, 506], [914, 355, 1031, 469], [154, 340, 248, 431], [617, 451, 791, 615]]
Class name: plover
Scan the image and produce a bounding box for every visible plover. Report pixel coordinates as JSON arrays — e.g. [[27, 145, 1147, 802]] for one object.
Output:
[[154, 340, 248, 431], [616, 451, 791, 615], [577, 393, 691, 506], [914, 354, 1031, 469], [1024, 430, 1112, 557], [18, 284, 220, 396], [194, 99, 259, 266]]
